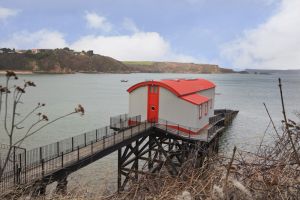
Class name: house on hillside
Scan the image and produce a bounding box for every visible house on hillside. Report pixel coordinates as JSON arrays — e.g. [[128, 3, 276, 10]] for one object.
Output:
[[127, 78, 215, 134], [32, 49, 40, 54]]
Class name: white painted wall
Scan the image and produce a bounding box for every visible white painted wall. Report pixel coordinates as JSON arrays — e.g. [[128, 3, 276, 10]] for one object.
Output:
[[128, 86, 147, 121], [198, 88, 215, 118], [159, 87, 209, 129]]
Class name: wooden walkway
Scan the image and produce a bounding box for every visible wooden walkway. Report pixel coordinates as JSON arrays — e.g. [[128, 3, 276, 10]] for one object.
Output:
[[1, 122, 153, 195], [0, 110, 238, 195]]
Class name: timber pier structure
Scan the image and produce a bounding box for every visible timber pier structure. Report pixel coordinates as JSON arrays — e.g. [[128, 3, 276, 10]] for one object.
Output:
[[0, 109, 238, 197]]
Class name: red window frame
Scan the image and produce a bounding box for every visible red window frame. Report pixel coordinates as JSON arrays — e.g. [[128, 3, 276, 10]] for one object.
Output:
[[199, 104, 202, 119], [205, 102, 208, 115]]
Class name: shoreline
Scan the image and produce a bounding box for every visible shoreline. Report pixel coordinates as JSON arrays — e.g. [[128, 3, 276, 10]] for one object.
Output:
[[0, 70, 238, 75], [0, 70, 33, 75]]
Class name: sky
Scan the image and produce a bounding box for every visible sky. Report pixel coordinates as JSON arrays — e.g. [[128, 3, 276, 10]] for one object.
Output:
[[0, 0, 299, 70]]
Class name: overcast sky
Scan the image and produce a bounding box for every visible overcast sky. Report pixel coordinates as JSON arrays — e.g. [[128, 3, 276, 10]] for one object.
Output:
[[0, 0, 299, 70]]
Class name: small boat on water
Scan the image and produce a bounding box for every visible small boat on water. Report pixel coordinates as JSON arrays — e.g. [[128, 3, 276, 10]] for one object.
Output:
[[121, 80, 128, 82]]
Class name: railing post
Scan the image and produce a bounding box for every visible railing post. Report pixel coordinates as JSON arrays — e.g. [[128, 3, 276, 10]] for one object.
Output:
[[72, 137, 74, 151], [57, 141, 60, 157], [123, 129, 125, 140], [40, 147, 44, 177], [96, 129, 98, 142], [84, 133, 87, 147], [166, 121, 168, 131], [18, 154, 22, 184], [61, 152, 64, 168], [177, 124, 179, 134], [39, 147, 43, 163], [103, 136, 105, 149], [41, 159, 45, 177], [189, 128, 191, 139], [77, 146, 80, 161], [105, 126, 108, 137], [131, 126, 133, 137], [24, 150, 27, 183], [16, 164, 20, 184], [13, 146, 16, 184], [91, 141, 94, 153], [114, 132, 116, 145]]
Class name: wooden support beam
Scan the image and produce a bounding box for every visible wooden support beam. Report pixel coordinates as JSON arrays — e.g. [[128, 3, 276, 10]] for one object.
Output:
[[153, 138, 178, 175], [134, 140, 139, 180], [117, 148, 122, 192]]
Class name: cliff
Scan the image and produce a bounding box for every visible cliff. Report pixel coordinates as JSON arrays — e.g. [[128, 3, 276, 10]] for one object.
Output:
[[0, 48, 129, 73], [124, 61, 234, 73], [0, 48, 234, 74]]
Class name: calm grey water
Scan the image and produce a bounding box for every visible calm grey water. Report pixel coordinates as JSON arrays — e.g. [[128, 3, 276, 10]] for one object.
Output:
[[1, 73, 300, 192]]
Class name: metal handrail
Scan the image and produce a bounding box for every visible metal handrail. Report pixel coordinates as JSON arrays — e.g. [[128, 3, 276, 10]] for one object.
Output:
[[110, 114, 141, 129], [1, 119, 151, 193], [1, 111, 233, 193]]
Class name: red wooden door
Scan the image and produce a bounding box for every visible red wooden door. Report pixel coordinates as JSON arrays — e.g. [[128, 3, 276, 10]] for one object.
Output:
[[147, 85, 159, 122]]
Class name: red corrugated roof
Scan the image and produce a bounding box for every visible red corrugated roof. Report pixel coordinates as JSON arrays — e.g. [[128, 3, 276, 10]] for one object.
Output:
[[160, 79, 215, 96], [127, 78, 215, 96], [180, 93, 209, 105]]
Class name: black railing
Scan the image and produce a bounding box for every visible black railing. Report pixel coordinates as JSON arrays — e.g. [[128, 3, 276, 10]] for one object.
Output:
[[209, 114, 224, 125], [0, 110, 236, 194], [0, 120, 152, 194], [155, 119, 226, 142], [110, 114, 141, 130], [0, 144, 26, 185], [207, 125, 222, 140], [156, 119, 199, 140]]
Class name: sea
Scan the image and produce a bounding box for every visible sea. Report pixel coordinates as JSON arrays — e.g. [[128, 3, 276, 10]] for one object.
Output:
[[0, 72, 299, 193]]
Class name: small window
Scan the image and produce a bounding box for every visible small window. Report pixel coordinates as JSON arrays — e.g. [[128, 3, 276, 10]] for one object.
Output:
[[210, 98, 213, 109], [150, 85, 158, 94], [153, 86, 158, 93], [205, 102, 208, 115], [199, 104, 202, 119]]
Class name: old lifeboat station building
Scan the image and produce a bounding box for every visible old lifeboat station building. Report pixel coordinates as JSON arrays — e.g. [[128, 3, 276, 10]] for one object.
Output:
[[127, 78, 215, 135]]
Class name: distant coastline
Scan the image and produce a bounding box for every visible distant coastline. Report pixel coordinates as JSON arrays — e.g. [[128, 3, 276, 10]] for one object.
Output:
[[0, 48, 235, 74]]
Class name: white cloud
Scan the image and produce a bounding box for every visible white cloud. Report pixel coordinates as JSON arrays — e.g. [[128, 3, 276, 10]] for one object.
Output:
[[0, 29, 67, 49], [0, 6, 19, 22], [122, 18, 139, 33], [0, 16, 200, 63], [71, 32, 172, 61], [85, 12, 112, 32], [74, 16, 200, 61], [221, 0, 300, 69]]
